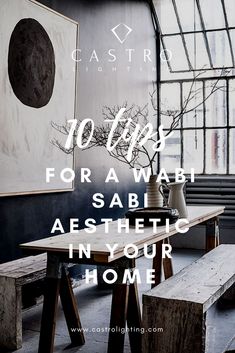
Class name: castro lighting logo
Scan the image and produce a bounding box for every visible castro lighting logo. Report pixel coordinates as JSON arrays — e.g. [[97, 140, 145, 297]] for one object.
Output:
[[71, 22, 172, 73], [111, 23, 133, 44]]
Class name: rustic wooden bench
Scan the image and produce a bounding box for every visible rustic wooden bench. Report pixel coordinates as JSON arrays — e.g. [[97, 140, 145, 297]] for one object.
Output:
[[0, 253, 47, 350], [142, 244, 235, 353]]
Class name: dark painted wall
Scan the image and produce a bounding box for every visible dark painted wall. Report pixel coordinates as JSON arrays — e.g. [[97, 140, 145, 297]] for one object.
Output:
[[0, 0, 156, 262]]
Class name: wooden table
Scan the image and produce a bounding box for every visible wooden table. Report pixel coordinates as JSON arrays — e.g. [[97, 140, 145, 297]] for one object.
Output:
[[20, 205, 224, 353]]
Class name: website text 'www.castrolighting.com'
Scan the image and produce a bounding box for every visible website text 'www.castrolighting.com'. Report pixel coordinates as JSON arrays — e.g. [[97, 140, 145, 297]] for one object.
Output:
[[70, 326, 163, 334]]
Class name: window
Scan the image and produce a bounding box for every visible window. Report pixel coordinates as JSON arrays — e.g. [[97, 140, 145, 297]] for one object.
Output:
[[153, 0, 235, 72], [159, 78, 235, 175], [150, 0, 235, 223]]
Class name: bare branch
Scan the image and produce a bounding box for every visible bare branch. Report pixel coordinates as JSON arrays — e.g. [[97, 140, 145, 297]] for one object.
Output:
[[51, 69, 228, 173]]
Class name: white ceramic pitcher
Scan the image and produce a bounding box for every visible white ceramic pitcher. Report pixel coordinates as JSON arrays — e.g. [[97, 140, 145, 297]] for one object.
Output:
[[159, 181, 188, 218]]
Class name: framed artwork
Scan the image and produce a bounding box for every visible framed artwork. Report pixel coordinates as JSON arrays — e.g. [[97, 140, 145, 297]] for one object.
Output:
[[0, 0, 78, 196]]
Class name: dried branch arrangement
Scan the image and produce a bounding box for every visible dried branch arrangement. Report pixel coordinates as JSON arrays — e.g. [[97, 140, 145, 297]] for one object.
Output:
[[52, 71, 227, 175]]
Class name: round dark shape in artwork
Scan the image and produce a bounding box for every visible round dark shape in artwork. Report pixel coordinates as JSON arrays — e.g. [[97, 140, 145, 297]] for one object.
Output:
[[8, 18, 55, 108]]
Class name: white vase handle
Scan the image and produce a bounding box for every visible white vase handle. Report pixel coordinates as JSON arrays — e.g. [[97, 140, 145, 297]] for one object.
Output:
[[159, 184, 169, 207]]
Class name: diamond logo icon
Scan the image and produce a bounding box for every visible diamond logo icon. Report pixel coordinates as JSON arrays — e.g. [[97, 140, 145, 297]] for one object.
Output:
[[111, 23, 132, 44]]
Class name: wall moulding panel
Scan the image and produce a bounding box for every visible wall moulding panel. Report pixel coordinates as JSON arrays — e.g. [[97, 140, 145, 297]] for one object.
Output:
[[0, 0, 78, 196]]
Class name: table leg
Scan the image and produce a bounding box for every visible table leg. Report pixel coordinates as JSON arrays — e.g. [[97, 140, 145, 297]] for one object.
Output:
[[163, 238, 173, 280], [206, 217, 220, 252], [107, 259, 142, 353], [216, 226, 220, 247], [108, 283, 129, 353], [152, 240, 163, 288], [60, 266, 85, 346], [38, 254, 61, 353], [127, 281, 142, 353]]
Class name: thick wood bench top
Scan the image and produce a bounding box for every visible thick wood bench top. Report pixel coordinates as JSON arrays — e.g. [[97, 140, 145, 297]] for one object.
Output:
[[143, 244, 235, 313], [0, 253, 47, 282]]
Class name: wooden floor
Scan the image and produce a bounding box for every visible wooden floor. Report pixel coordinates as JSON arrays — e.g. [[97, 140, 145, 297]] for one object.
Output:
[[4, 249, 235, 353]]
